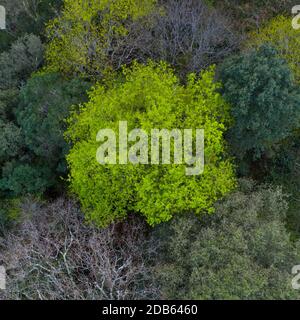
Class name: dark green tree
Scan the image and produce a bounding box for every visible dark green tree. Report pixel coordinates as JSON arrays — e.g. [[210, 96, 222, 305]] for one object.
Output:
[[0, 73, 90, 196], [0, 34, 43, 90], [0, 34, 42, 202], [0, 0, 62, 53], [0, 120, 22, 163], [220, 45, 300, 167], [267, 134, 300, 238], [155, 179, 300, 299]]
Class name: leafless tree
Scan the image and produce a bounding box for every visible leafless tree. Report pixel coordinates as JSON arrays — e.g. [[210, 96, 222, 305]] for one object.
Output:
[[141, 0, 239, 78], [211, 0, 295, 31], [0, 197, 159, 300], [79, 0, 239, 79]]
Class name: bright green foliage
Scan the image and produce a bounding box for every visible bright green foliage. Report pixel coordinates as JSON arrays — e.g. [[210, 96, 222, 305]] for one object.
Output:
[[155, 179, 300, 299], [46, 0, 157, 77], [66, 62, 236, 227], [249, 16, 300, 82], [0, 73, 90, 196], [220, 45, 300, 162]]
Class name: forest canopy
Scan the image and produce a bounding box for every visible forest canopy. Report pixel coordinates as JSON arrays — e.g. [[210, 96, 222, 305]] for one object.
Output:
[[66, 62, 236, 226], [0, 0, 299, 301]]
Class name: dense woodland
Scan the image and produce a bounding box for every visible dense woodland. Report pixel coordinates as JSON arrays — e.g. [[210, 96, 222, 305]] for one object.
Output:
[[0, 0, 300, 300]]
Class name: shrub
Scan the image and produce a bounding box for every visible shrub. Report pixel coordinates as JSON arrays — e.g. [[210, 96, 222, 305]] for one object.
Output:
[[0, 198, 21, 235]]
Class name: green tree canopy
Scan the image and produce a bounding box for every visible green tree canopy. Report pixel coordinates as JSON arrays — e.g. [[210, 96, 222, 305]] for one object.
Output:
[[220, 45, 300, 163], [66, 62, 236, 227], [45, 0, 237, 79], [0, 34, 43, 197], [0, 34, 43, 90], [46, 0, 157, 78], [16, 73, 90, 172], [155, 179, 300, 299], [248, 15, 300, 82], [0, 0, 62, 53], [0, 73, 89, 196]]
